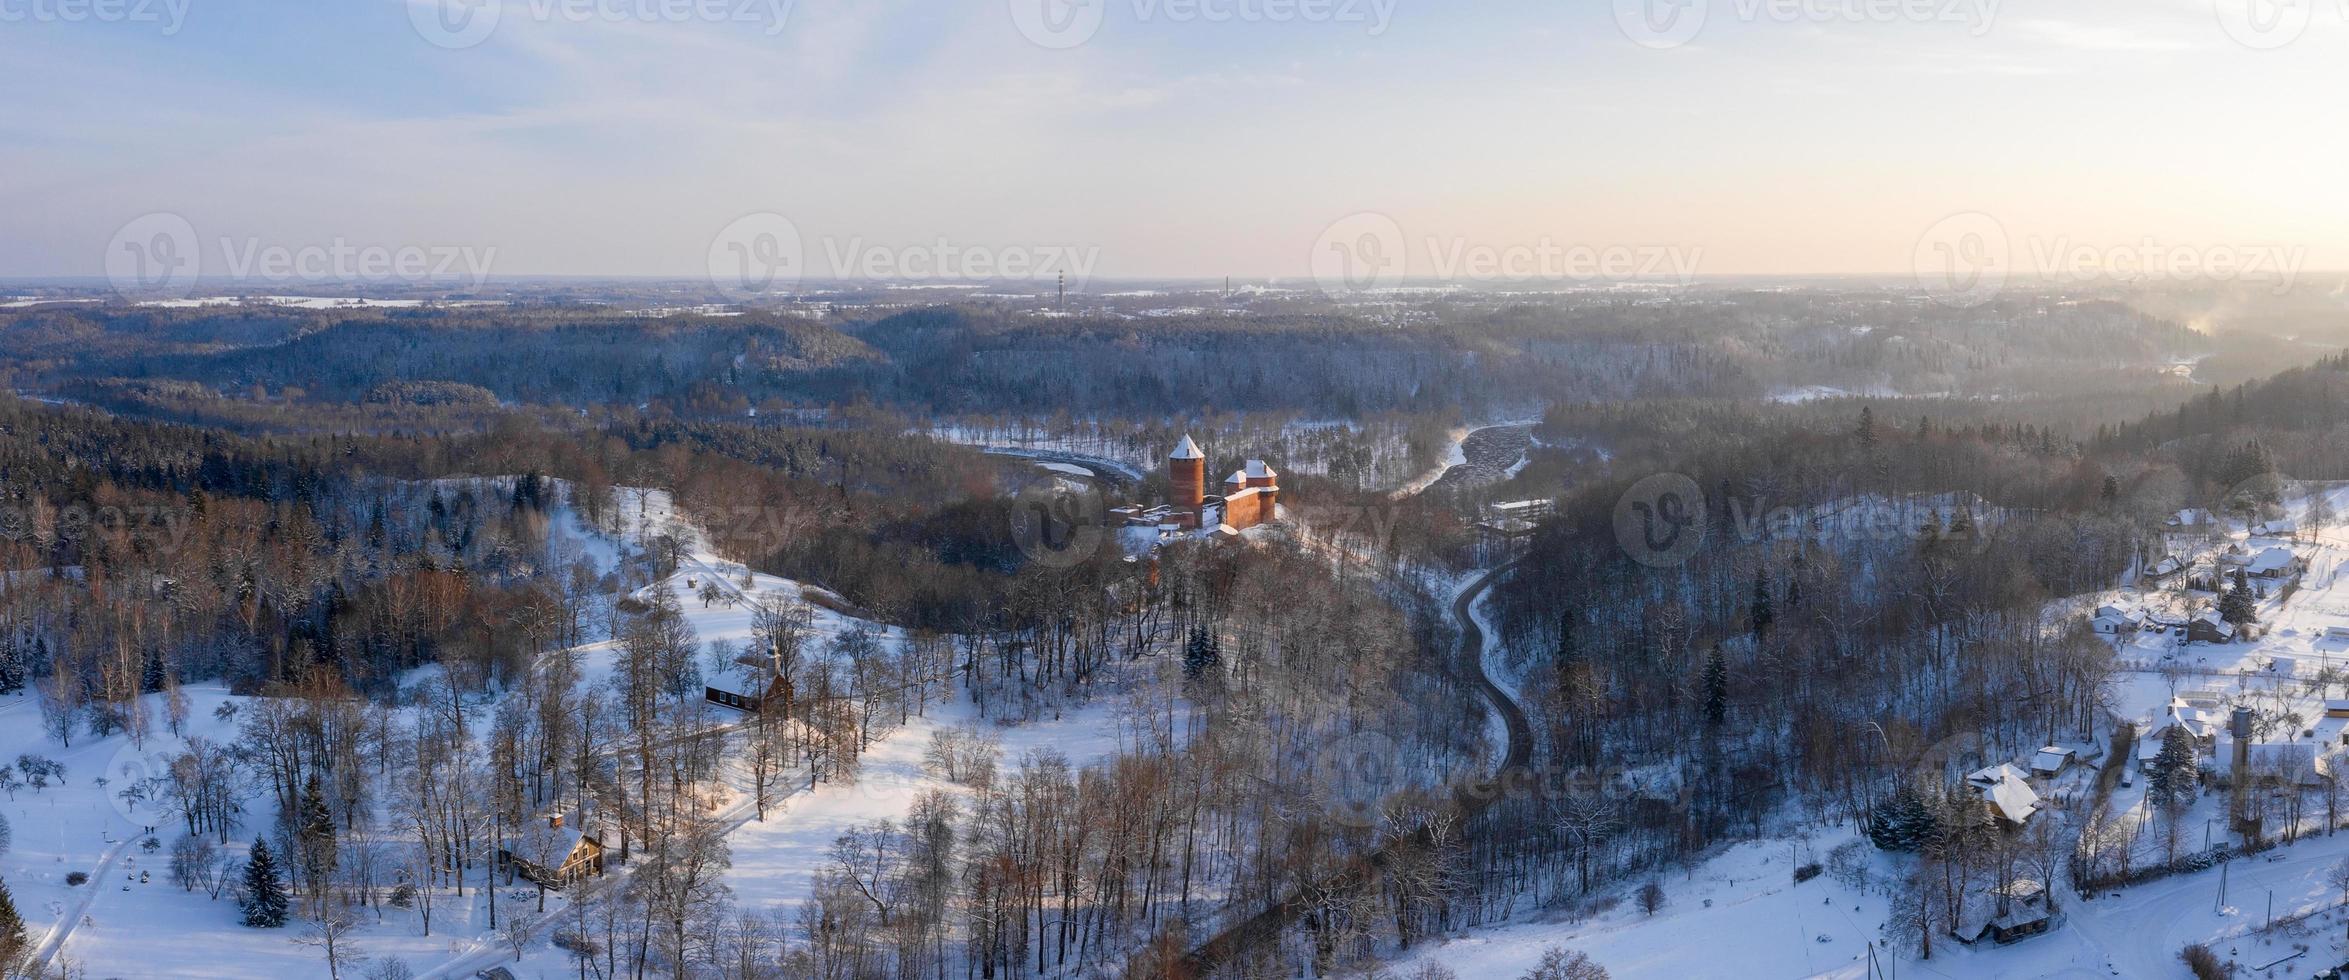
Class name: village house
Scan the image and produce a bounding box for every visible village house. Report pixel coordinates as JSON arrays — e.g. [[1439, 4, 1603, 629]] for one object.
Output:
[[705, 643, 792, 714], [1961, 879, 2054, 945], [2167, 508, 2213, 529], [2187, 612, 2237, 645], [498, 813, 606, 888], [2030, 746, 2076, 779], [2145, 555, 2185, 580], [2090, 604, 2141, 636], [2215, 741, 2336, 789], [1963, 764, 2044, 827], [2140, 698, 2221, 771]]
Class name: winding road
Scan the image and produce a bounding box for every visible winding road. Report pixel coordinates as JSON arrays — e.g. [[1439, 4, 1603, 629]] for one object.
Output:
[[1181, 559, 1530, 975]]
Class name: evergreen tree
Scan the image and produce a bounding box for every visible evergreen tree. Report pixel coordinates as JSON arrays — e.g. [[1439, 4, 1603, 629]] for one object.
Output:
[[2148, 725, 2199, 808], [0, 634, 22, 695], [240, 838, 290, 928], [1748, 572, 1773, 639], [1181, 626, 1220, 681], [296, 774, 337, 891], [0, 874, 26, 971], [1865, 783, 1935, 851], [1702, 646, 1728, 726], [1855, 406, 1877, 451], [2101, 475, 2121, 507], [2221, 568, 2258, 626]]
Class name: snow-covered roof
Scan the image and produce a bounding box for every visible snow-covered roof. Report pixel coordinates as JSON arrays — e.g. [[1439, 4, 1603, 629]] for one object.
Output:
[[2254, 519, 2298, 536], [1243, 458, 1276, 479], [1224, 469, 1249, 484], [1170, 435, 1203, 459], [2247, 546, 2296, 574], [2031, 747, 2075, 771], [2217, 741, 2334, 783], [2149, 556, 2184, 575], [2192, 612, 2237, 639], [1964, 764, 2043, 824]]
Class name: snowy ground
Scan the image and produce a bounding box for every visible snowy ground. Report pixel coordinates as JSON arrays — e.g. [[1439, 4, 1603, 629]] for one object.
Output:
[[6, 476, 1163, 979], [1387, 486, 2349, 979]]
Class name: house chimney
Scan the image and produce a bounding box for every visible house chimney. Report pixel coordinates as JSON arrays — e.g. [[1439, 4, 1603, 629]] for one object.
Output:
[[549, 814, 564, 830]]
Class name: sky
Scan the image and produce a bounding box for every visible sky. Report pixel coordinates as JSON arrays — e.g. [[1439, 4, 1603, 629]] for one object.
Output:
[[2, 0, 2346, 284]]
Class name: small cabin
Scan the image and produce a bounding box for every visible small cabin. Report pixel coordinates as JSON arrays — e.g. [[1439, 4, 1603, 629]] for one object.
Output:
[[2030, 747, 2076, 779], [2327, 701, 2349, 720], [1968, 879, 2053, 945], [2188, 614, 2237, 645], [706, 648, 792, 714], [499, 814, 605, 888]]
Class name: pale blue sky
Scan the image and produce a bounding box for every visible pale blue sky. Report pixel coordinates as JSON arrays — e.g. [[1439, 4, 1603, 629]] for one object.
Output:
[[2, 0, 2345, 280]]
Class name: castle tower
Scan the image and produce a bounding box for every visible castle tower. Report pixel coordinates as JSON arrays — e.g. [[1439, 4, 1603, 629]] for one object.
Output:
[[1169, 435, 1206, 509]]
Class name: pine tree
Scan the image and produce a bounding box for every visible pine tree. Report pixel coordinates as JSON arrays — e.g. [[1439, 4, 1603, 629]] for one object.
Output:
[[1866, 783, 1935, 851], [240, 838, 290, 928], [2149, 725, 2199, 808], [0, 634, 22, 696], [0, 874, 27, 970], [296, 774, 337, 891], [1748, 572, 1773, 639], [2101, 475, 2121, 507], [1702, 647, 1728, 726], [1855, 406, 1877, 451], [1181, 626, 1220, 681], [2221, 568, 2257, 626]]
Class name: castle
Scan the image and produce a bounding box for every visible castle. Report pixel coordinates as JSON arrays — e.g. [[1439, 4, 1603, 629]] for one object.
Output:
[[1108, 435, 1283, 535]]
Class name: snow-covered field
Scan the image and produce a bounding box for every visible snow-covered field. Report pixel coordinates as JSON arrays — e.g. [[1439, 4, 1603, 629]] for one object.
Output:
[[0, 479, 1146, 979]]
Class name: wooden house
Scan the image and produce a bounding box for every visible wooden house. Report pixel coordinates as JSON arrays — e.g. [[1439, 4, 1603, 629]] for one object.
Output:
[[499, 813, 605, 888]]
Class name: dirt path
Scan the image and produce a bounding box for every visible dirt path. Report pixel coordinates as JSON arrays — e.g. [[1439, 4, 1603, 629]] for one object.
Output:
[[23, 834, 137, 975]]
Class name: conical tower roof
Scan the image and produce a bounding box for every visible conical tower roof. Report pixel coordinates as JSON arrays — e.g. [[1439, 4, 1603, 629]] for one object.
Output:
[[1171, 435, 1204, 459]]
